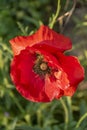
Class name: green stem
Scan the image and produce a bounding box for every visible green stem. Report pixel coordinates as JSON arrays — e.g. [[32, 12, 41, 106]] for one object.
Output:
[[66, 97, 73, 122], [49, 0, 61, 29], [60, 98, 69, 130], [76, 112, 87, 128]]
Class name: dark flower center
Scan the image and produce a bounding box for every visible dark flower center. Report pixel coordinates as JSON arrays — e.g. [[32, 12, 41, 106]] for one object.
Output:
[[33, 54, 51, 76]]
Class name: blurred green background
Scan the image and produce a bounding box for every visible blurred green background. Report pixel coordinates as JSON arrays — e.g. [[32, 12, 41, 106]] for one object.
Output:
[[0, 0, 87, 130]]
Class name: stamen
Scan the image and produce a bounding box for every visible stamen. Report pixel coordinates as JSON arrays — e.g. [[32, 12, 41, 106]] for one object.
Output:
[[33, 53, 51, 76]]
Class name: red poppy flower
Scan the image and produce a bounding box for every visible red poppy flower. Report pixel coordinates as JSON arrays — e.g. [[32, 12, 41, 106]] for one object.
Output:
[[9, 25, 84, 102]]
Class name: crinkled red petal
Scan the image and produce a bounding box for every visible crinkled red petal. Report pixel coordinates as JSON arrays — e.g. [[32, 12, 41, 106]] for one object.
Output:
[[11, 48, 50, 102], [55, 52, 84, 96], [9, 25, 72, 55], [64, 85, 77, 96]]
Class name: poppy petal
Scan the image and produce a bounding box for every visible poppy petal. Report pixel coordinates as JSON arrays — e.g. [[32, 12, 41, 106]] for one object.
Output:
[[56, 52, 84, 96], [9, 25, 72, 55], [64, 86, 77, 96], [44, 75, 64, 100], [11, 48, 51, 102]]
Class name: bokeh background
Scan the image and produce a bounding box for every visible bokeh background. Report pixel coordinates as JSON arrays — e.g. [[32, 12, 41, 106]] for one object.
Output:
[[0, 0, 87, 130]]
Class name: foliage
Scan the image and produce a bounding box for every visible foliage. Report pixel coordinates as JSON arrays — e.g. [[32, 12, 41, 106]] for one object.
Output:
[[0, 0, 87, 130]]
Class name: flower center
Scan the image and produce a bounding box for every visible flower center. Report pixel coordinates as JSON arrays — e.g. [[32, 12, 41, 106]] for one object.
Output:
[[33, 54, 51, 76], [40, 62, 48, 71]]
